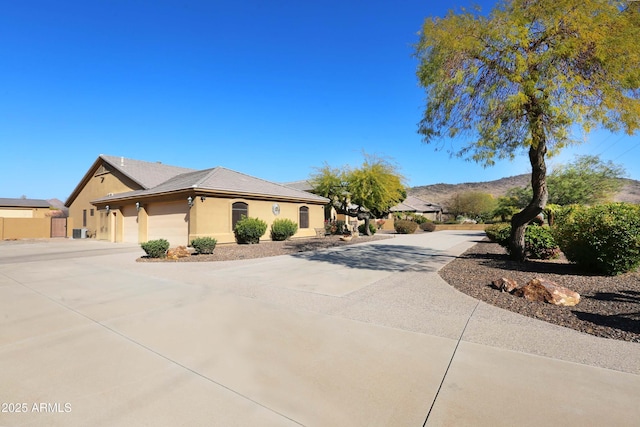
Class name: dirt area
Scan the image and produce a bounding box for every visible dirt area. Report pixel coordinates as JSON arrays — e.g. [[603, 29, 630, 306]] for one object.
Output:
[[439, 240, 640, 343]]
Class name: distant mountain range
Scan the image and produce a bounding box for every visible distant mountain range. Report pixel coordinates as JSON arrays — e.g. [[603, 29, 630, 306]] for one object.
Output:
[[409, 174, 640, 206]]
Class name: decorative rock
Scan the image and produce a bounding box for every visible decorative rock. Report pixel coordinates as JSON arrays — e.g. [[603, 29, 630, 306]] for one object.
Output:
[[514, 278, 580, 306], [492, 277, 519, 293], [166, 246, 190, 260]]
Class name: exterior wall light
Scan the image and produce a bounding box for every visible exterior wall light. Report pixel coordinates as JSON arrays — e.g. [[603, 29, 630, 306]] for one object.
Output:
[[135, 202, 141, 211], [106, 205, 110, 213], [200, 196, 206, 202], [187, 196, 194, 207]]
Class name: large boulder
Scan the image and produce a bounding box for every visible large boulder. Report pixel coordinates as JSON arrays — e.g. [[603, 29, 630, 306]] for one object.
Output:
[[514, 278, 580, 306]]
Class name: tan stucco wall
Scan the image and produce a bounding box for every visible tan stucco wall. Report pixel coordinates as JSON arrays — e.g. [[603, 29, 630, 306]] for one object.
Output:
[[0, 217, 51, 240], [0, 207, 49, 219], [189, 197, 325, 244], [68, 166, 139, 238]]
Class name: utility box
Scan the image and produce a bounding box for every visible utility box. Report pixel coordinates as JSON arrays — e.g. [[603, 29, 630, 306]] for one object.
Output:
[[72, 228, 88, 239]]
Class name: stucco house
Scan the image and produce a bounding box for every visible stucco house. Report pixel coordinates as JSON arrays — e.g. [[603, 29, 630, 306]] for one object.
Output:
[[390, 195, 443, 222], [65, 155, 328, 246], [0, 198, 51, 218]]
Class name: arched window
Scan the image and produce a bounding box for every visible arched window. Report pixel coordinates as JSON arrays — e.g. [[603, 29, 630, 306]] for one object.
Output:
[[299, 206, 309, 229], [232, 202, 248, 228]]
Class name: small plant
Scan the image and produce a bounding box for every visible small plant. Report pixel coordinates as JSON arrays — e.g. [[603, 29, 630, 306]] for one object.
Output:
[[420, 221, 436, 232], [358, 223, 377, 235], [553, 203, 640, 275], [325, 220, 347, 235], [234, 216, 268, 244], [191, 237, 217, 254], [485, 223, 511, 243], [394, 219, 418, 234], [270, 218, 298, 241], [141, 239, 170, 258]]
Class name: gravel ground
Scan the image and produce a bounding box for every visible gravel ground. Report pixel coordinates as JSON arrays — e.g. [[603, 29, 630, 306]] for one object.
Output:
[[439, 239, 640, 343], [137, 234, 394, 262]]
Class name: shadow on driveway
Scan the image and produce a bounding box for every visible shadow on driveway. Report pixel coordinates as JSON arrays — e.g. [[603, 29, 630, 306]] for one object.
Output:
[[290, 244, 456, 272]]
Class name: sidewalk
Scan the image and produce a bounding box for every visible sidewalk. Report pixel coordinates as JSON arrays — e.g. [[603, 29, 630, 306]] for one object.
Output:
[[0, 232, 638, 426]]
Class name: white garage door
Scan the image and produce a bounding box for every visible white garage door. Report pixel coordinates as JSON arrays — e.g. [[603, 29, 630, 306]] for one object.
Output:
[[147, 201, 189, 246], [121, 205, 139, 243]]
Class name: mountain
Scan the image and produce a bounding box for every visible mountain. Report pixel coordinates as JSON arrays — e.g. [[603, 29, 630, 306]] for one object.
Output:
[[409, 175, 640, 206]]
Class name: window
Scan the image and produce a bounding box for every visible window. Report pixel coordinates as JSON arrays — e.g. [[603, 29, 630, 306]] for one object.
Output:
[[82, 209, 87, 227], [232, 202, 248, 229], [90, 209, 94, 216], [299, 206, 309, 229]]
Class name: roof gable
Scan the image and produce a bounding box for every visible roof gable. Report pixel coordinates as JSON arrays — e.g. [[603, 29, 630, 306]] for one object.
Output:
[[100, 155, 195, 189]]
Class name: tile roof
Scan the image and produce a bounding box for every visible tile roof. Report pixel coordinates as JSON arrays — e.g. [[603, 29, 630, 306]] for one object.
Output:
[[93, 166, 328, 204], [100, 155, 195, 189], [390, 195, 441, 212], [0, 198, 51, 208]]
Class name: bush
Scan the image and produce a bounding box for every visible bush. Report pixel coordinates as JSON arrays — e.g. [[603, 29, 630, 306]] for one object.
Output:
[[524, 224, 561, 260], [270, 218, 298, 241], [394, 220, 418, 234], [420, 221, 436, 232], [552, 203, 640, 275], [488, 223, 559, 260], [141, 239, 170, 258], [485, 223, 511, 243], [191, 237, 217, 254], [358, 223, 377, 235], [234, 216, 268, 244]]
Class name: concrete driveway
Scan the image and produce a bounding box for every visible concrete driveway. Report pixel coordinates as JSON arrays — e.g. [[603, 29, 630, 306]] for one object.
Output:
[[1, 232, 639, 426]]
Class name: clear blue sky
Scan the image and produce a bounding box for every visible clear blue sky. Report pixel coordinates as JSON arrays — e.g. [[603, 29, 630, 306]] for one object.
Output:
[[1, 0, 638, 201]]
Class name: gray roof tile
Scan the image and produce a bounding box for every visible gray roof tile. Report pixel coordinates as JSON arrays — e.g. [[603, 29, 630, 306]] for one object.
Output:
[[0, 198, 50, 208]]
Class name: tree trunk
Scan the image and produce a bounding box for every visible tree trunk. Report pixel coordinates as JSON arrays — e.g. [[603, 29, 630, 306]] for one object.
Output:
[[363, 216, 372, 236], [509, 139, 549, 261]]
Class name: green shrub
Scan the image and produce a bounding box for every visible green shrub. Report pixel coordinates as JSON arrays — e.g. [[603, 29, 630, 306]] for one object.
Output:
[[141, 239, 170, 258], [552, 203, 640, 275], [420, 221, 437, 232], [358, 223, 377, 235], [524, 224, 561, 260], [234, 216, 268, 244], [488, 223, 559, 260], [270, 218, 298, 241], [485, 223, 511, 243], [191, 237, 217, 254], [394, 220, 418, 234]]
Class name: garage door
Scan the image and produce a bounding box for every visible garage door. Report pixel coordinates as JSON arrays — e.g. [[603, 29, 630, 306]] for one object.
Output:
[[121, 205, 139, 243], [147, 201, 189, 246]]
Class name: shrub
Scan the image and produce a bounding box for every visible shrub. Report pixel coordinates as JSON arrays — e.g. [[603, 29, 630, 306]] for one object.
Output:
[[394, 219, 418, 234], [358, 222, 377, 235], [524, 224, 561, 260], [485, 223, 511, 243], [270, 218, 298, 241], [191, 237, 217, 254], [234, 216, 268, 244], [420, 221, 436, 232], [552, 203, 640, 275], [141, 239, 170, 258], [488, 223, 559, 260]]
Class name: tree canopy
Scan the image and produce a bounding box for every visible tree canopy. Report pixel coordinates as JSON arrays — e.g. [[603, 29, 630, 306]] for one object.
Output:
[[310, 155, 406, 235], [414, 0, 640, 259], [447, 191, 497, 222]]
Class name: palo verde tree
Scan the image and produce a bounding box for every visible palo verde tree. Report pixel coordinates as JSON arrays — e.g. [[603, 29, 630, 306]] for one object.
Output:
[[310, 155, 406, 235], [414, 0, 640, 260]]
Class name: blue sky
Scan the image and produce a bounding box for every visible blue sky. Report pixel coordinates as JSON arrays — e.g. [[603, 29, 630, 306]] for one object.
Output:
[[1, 0, 639, 201]]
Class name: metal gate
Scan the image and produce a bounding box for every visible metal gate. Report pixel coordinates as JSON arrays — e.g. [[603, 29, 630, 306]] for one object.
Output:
[[51, 217, 67, 238]]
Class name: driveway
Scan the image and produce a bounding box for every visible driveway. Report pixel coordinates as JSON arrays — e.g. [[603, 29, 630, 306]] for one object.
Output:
[[1, 232, 639, 426]]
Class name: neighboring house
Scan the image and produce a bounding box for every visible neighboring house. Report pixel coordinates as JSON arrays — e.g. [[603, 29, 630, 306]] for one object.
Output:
[[65, 155, 329, 246], [0, 198, 51, 218], [390, 195, 443, 222], [0, 198, 57, 240]]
